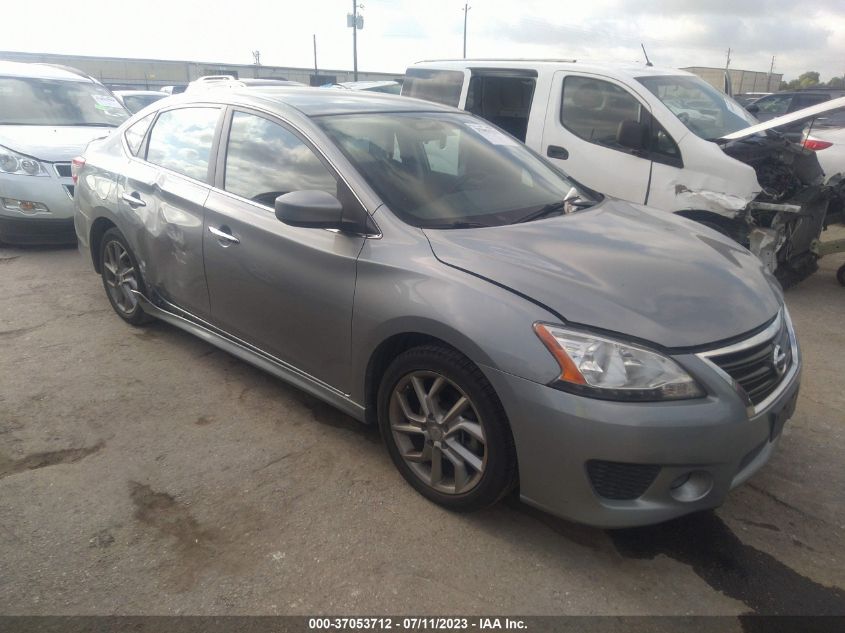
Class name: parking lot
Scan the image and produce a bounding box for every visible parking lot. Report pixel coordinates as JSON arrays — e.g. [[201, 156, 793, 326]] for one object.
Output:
[[0, 229, 844, 617]]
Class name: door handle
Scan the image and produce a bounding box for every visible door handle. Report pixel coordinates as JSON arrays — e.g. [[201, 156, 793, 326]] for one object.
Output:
[[208, 225, 240, 245], [547, 145, 569, 160], [121, 192, 146, 207]]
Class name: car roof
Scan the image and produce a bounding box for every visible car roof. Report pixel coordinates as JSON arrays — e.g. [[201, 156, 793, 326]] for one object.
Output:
[[0, 60, 94, 82], [409, 58, 694, 80], [204, 86, 459, 117]]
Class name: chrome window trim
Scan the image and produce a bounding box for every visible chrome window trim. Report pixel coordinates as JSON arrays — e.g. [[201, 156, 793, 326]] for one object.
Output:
[[696, 308, 798, 417], [120, 100, 383, 239]]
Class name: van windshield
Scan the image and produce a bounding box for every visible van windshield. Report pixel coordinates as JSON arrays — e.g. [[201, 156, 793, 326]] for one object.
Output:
[[318, 112, 597, 228], [0, 77, 129, 126], [637, 75, 757, 140]]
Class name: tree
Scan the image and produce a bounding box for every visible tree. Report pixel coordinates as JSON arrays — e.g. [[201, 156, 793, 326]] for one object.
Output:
[[828, 76, 845, 89], [798, 71, 820, 88]]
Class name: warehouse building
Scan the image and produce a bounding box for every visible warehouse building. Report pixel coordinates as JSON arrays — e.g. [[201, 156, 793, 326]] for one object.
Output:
[[682, 66, 783, 94], [0, 50, 401, 90]]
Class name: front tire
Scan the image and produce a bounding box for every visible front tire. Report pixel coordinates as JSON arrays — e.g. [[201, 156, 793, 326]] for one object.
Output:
[[377, 344, 517, 512], [99, 228, 152, 326]]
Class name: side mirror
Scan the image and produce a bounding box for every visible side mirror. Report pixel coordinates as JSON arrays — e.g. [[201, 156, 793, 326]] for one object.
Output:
[[746, 104, 760, 114], [275, 190, 343, 229], [616, 119, 648, 151]]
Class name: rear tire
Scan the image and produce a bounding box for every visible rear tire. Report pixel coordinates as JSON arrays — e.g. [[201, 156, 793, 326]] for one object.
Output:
[[377, 344, 517, 512], [99, 228, 152, 326]]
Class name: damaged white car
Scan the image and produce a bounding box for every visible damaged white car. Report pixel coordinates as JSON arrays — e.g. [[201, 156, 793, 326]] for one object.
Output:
[[403, 60, 845, 286]]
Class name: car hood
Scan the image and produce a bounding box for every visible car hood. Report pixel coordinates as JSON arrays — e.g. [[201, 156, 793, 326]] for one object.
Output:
[[0, 125, 114, 162], [719, 95, 845, 141], [424, 199, 781, 349]]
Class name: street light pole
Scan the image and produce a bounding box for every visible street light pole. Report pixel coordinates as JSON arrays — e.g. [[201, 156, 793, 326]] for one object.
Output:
[[462, 4, 471, 59], [353, 0, 358, 80]]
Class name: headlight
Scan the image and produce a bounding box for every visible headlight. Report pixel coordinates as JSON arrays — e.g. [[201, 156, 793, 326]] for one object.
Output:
[[534, 323, 704, 401], [0, 146, 48, 177]]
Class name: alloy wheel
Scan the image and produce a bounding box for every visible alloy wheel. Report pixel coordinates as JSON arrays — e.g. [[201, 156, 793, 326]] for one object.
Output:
[[102, 239, 140, 314], [388, 370, 487, 495]]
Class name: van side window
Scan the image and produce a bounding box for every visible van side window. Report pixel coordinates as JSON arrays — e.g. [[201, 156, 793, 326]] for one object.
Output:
[[561, 77, 644, 151], [402, 69, 465, 107], [466, 74, 536, 142]]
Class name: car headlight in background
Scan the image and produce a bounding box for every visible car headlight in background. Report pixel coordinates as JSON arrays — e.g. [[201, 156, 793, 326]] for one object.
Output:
[[0, 146, 48, 177], [534, 323, 704, 401]]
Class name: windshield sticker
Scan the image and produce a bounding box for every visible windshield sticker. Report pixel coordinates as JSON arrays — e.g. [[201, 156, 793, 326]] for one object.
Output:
[[92, 94, 121, 108], [465, 122, 519, 146]]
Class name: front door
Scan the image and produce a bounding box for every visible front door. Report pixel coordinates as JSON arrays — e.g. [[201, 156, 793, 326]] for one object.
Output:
[[542, 72, 653, 204], [203, 109, 365, 393]]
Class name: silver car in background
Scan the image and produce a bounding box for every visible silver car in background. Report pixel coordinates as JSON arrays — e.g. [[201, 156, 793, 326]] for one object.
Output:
[[74, 88, 801, 527], [0, 61, 128, 244]]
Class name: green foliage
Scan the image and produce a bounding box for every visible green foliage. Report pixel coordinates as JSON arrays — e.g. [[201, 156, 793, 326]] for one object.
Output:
[[779, 71, 844, 90]]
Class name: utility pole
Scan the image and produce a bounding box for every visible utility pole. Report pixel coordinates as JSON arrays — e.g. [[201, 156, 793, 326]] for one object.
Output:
[[313, 35, 318, 75], [348, 2, 364, 81], [724, 47, 731, 71], [768, 55, 775, 91], [462, 4, 471, 59]]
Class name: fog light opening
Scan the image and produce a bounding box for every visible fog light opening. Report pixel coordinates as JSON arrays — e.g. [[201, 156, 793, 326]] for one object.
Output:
[[669, 470, 713, 502]]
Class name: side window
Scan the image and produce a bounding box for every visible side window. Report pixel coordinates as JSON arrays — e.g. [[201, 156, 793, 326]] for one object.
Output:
[[791, 93, 829, 111], [402, 69, 465, 107], [466, 73, 536, 142], [146, 107, 219, 181], [650, 118, 681, 165], [224, 111, 337, 207], [561, 76, 644, 150], [124, 112, 155, 156], [754, 94, 792, 115]]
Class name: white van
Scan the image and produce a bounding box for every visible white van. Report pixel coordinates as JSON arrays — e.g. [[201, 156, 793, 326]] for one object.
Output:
[[403, 59, 845, 285]]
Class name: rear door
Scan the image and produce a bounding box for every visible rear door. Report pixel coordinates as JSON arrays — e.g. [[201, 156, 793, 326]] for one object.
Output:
[[542, 72, 652, 204], [118, 105, 222, 319], [203, 108, 365, 393]]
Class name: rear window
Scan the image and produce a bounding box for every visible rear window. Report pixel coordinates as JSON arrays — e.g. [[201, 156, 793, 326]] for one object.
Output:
[[401, 69, 465, 107], [0, 77, 129, 126]]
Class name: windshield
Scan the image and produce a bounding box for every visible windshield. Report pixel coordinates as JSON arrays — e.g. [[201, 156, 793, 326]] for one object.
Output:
[[318, 112, 594, 228], [0, 77, 129, 126], [637, 75, 757, 140], [121, 93, 165, 114]]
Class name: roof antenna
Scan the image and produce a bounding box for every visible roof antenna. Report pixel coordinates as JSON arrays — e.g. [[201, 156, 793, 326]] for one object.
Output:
[[641, 43, 653, 67]]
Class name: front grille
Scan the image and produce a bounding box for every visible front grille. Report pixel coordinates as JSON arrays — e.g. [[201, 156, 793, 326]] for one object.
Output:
[[586, 460, 660, 500], [54, 163, 72, 178], [708, 318, 792, 406]]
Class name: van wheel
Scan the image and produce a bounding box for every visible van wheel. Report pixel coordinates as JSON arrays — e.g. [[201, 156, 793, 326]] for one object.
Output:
[[99, 228, 152, 326], [378, 345, 517, 512]]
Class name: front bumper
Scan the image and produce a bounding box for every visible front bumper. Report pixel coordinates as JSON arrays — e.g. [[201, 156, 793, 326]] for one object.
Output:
[[0, 168, 77, 245], [483, 349, 802, 528]]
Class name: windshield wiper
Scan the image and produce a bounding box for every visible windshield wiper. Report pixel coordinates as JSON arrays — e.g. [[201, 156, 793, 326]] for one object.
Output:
[[514, 200, 568, 224]]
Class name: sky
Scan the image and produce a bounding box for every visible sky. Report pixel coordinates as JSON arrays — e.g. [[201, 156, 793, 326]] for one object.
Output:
[[3, 0, 844, 81]]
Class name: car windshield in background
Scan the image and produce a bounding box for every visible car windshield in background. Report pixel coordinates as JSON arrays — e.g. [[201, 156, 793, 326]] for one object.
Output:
[[637, 75, 757, 140], [121, 94, 165, 114], [0, 77, 129, 126], [318, 112, 591, 228]]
